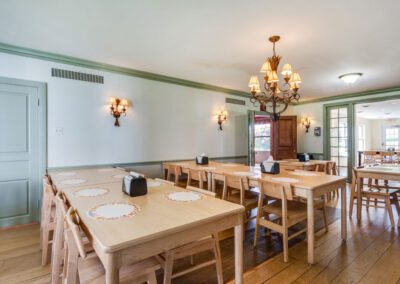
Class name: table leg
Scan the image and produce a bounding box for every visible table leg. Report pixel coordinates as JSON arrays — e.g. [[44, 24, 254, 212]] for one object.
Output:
[[307, 190, 315, 264], [234, 222, 243, 284], [357, 177, 363, 221], [105, 253, 119, 284], [341, 181, 347, 240], [208, 172, 212, 191]]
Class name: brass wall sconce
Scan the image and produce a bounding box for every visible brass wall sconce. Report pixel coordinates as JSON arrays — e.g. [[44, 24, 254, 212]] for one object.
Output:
[[301, 117, 311, 133], [217, 110, 228, 130], [109, 97, 128, 127]]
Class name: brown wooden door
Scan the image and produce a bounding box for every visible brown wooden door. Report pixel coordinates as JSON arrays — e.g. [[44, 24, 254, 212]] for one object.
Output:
[[271, 116, 297, 160]]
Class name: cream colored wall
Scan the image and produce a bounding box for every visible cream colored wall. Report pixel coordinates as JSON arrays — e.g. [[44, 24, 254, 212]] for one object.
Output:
[[355, 117, 372, 151], [290, 89, 400, 154], [369, 118, 400, 149]]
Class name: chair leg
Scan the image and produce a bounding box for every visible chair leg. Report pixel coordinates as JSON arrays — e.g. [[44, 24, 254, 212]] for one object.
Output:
[[163, 253, 174, 284], [147, 271, 157, 284], [282, 228, 289, 263], [212, 235, 224, 284], [385, 197, 395, 227], [393, 193, 400, 216], [41, 227, 50, 266], [322, 206, 329, 232], [349, 193, 355, 217]]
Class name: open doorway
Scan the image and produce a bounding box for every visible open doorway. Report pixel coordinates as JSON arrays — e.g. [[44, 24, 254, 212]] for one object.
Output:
[[355, 99, 400, 166], [254, 115, 272, 164]]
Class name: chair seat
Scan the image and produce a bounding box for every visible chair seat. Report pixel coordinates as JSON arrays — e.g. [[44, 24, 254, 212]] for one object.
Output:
[[263, 200, 308, 220], [227, 190, 259, 208], [295, 197, 325, 209], [359, 187, 400, 196], [78, 255, 160, 284]]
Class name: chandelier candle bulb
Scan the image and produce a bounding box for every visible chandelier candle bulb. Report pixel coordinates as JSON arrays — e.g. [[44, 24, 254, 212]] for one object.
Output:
[[248, 35, 301, 121]]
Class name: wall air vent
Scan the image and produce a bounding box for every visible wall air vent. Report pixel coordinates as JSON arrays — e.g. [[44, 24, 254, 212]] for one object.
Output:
[[51, 68, 104, 84], [225, 98, 246, 106]]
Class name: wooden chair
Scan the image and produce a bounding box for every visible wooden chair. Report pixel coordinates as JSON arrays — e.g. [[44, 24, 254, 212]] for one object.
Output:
[[64, 207, 160, 284], [158, 186, 223, 284], [186, 168, 207, 189], [41, 175, 56, 266], [155, 178, 175, 186], [166, 164, 183, 185], [350, 167, 400, 226], [222, 174, 259, 231], [253, 180, 308, 262], [52, 191, 94, 283], [363, 151, 378, 165]]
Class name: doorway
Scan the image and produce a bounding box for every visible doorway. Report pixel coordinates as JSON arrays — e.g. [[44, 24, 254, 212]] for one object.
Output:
[[0, 77, 46, 227]]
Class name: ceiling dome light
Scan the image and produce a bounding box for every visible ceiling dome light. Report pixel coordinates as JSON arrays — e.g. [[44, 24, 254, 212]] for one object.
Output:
[[339, 73, 363, 84]]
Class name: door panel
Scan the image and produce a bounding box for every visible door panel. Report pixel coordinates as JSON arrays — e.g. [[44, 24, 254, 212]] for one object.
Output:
[[0, 81, 40, 227], [271, 116, 297, 160]]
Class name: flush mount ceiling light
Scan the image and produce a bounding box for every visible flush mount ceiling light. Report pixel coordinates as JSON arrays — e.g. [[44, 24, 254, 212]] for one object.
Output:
[[338, 73, 363, 84]]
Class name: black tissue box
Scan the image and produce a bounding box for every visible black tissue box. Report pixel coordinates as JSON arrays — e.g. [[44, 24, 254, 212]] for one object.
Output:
[[196, 156, 209, 165], [260, 161, 280, 174], [298, 153, 310, 162], [122, 175, 147, 197]]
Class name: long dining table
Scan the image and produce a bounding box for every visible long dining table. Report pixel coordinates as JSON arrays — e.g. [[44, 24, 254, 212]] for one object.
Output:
[[164, 160, 347, 264], [48, 167, 245, 284], [355, 164, 400, 223]]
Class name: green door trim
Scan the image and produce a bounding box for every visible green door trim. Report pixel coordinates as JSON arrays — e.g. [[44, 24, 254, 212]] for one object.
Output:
[[323, 94, 400, 182], [0, 77, 47, 224]]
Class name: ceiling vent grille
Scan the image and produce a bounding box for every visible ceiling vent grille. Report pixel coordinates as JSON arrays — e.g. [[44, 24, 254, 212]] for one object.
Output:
[[51, 68, 104, 84], [225, 98, 246, 106]]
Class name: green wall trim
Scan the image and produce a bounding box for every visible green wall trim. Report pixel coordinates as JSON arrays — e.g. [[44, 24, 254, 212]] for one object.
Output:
[[0, 42, 250, 98], [295, 87, 400, 105], [47, 155, 248, 171]]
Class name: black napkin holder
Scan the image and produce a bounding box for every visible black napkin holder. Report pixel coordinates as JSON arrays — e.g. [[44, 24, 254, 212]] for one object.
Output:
[[298, 153, 310, 162], [122, 175, 147, 197], [196, 156, 209, 165], [260, 161, 280, 174]]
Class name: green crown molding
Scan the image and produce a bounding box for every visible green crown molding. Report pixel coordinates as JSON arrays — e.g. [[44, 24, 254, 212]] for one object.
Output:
[[294, 87, 400, 105], [0, 42, 250, 98]]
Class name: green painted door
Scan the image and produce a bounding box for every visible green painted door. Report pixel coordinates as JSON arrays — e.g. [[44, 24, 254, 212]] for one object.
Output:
[[0, 79, 41, 227]]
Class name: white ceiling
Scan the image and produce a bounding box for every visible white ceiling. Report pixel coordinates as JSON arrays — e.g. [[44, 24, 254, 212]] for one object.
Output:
[[1, 0, 400, 100], [356, 99, 400, 119]]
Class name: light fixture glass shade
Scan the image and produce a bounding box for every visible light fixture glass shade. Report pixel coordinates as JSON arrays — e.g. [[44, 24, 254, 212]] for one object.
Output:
[[290, 72, 302, 83], [339, 73, 362, 84], [260, 61, 272, 73], [281, 63, 293, 77], [248, 76, 260, 88], [109, 97, 116, 104], [267, 71, 279, 83], [121, 99, 128, 106]]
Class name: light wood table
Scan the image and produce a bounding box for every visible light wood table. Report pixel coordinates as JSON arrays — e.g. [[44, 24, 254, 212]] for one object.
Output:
[[51, 178, 245, 284], [356, 165, 400, 222], [162, 160, 245, 190], [210, 165, 347, 264], [48, 167, 127, 190], [277, 159, 331, 171]]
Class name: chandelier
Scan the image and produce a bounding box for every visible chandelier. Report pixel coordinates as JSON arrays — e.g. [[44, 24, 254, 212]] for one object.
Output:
[[248, 35, 302, 121]]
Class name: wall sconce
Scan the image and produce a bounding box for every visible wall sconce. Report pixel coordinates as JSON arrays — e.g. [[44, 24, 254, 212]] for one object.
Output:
[[301, 117, 311, 133], [217, 110, 228, 130], [109, 97, 128, 127]]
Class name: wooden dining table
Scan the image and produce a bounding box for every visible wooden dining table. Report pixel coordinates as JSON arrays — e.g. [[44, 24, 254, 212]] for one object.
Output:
[[355, 164, 400, 222], [48, 170, 245, 284]]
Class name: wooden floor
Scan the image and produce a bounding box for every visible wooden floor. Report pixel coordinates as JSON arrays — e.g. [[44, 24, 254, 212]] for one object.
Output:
[[1, 186, 400, 283]]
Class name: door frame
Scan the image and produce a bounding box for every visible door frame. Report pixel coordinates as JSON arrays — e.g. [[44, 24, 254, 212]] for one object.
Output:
[[323, 93, 400, 182], [0, 77, 47, 224]]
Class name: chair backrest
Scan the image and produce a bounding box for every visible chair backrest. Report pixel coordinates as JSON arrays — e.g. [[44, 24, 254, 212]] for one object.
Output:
[[186, 186, 216, 197], [326, 162, 338, 175], [155, 178, 175, 186], [258, 180, 294, 201], [279, 164, 297, 172], [65, 207, 87, 259], [187, 168, 207, 182], [314, 163, 326, 173], [167, 164, 182, 176], [223, 173, 249, 191]]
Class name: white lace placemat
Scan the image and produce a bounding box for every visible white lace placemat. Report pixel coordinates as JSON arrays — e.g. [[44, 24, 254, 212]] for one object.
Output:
[[73, 188, 109, 197], [165, 191, 203, 202], [271, 177, 300, 183], [113, 174, 127, 179], [289, 171, 318, 176], [233, 172, 256, 177], [147, 181, 161, 187], [60, 179, 87, 185], [56, 172, 77, 177], [370, 167, 393, 171], [87, 202, 140, 220]]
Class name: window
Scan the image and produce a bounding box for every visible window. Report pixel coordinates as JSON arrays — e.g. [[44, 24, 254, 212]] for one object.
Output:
[[385, 127, 399, 149], [329, 107, 348, 177], [254, 123, 271, 151], [358, 124, 365, 150]]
